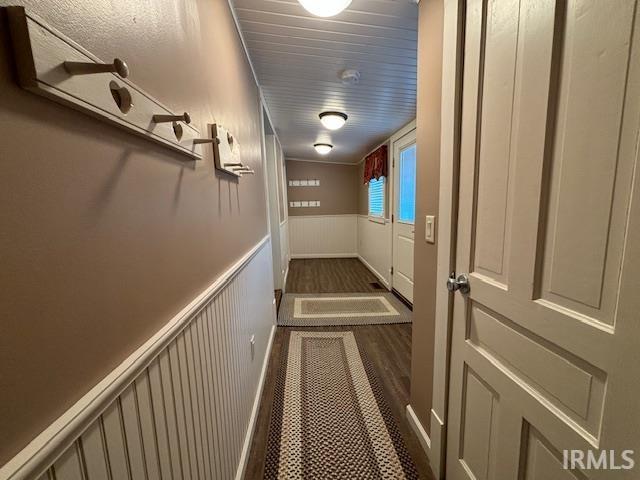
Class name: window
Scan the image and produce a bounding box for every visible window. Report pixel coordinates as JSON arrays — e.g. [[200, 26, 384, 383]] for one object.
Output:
[[368, 177, 385, 218], [398, 144, 416, 223]]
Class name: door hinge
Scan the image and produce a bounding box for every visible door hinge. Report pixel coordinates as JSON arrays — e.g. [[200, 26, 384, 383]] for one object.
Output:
[[390, 267, 394, 275], [392, 214, 395, 223]]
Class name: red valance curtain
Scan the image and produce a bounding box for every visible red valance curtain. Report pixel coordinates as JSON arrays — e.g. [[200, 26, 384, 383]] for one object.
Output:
[[362, 145, 388, 184]]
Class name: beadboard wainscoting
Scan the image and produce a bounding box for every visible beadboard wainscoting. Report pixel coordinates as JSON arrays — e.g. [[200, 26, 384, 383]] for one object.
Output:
[[0, 237, 276, 480], [357, 215, 392, 288], [289, 214, 358, 258]]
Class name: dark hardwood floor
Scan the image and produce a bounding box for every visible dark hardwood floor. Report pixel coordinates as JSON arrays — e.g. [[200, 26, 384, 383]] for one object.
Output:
[[274, 289, 283, 312], [285, 258, 384, 293], [247, 258, 435, 479]]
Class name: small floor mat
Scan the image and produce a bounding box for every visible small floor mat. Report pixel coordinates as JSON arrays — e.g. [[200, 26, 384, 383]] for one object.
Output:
[[278, 292, 412, 326]]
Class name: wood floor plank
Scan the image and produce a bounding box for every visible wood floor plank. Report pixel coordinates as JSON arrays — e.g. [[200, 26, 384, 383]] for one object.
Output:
[[285, 258, 382, 293]]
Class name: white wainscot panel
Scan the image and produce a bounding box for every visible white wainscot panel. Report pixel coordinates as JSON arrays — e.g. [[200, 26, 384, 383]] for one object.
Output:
[[357, 215, 392, 288], [1, 239, 277, 480], [289, 215, 358, 258]]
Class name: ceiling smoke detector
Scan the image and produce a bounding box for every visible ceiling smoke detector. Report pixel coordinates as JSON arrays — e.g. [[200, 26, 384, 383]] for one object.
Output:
[[341, 69, 361, 85]]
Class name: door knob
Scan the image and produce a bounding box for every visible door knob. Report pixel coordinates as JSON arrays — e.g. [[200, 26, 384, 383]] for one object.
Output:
[[447, 272, 470, 294]]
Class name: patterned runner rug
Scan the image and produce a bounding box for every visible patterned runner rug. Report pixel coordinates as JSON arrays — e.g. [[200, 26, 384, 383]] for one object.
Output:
[[278, 292, 412, 326], [264, 331, 418, 479]]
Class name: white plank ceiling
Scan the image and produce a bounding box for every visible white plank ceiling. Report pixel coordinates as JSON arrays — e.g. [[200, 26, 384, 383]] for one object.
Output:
[[230, 0, 418, 164]]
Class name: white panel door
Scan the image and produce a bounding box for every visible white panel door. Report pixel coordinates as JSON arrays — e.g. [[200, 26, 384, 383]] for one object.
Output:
[[447, 1, 640, 479], [392, 129, 417, 302]]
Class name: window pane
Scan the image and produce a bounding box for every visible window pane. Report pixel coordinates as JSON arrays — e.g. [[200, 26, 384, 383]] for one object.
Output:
[[398, 145, 416, 223], [368, 177, 385, 217]]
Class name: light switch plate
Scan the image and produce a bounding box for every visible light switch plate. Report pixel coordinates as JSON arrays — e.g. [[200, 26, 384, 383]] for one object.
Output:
[[425, 215, 436, 243]]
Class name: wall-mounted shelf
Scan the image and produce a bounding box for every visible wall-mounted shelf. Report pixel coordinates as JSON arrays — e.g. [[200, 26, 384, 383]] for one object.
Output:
[[6, 6, 202, 160], [211, 124, 254, 177]]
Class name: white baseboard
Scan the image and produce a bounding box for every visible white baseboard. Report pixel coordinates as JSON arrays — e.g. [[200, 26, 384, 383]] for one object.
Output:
[[234, 324, 276, 480], [290, 253, 358, 259], [357, 255, 391, 289], [429, 408, 446, 479], [406, 404, 432, 458]]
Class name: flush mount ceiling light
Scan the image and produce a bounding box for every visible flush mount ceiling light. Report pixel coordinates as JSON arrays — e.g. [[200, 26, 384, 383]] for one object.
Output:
[[319, 111, 348, 130], [314, 143, 333, 155], [298, 0, 352, 17]]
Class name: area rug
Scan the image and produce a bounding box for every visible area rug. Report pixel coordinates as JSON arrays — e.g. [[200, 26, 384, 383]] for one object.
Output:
[[277, 292, 412, 326], [264, 331, 418, 479]]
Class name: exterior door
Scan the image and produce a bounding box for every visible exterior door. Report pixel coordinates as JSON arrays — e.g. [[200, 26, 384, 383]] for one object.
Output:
[[392, 130, 417, 302], [446, 1, 640, 479]]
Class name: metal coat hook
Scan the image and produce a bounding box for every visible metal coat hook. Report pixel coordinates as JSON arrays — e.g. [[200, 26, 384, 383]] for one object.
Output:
[[64, 58, 129, 78]]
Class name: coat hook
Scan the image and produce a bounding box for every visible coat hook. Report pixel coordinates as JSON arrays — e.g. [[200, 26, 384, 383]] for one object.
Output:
[[153, 112, 191, 124], [193, 138, 220, 145], [64, 58, 129, 78], [233, 166, 254, 175]]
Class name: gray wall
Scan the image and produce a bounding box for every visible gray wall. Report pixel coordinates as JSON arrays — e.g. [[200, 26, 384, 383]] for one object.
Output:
[[409, 0, 444, 433], [286, 160, 359, 216]]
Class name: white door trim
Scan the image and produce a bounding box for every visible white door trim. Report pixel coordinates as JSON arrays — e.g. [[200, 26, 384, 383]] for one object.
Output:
[[429, 1, 465, 478]]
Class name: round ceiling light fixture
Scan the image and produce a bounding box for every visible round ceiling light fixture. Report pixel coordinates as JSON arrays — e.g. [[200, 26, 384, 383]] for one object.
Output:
[[319, 111, 348, 130], [298, 0, 352, 17], [314, 143, 333, 155]]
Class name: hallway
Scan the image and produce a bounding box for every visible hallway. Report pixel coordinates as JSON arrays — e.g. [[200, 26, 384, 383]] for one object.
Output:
[[246, 259, 434, 479], [2, 0, 640, 479]]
